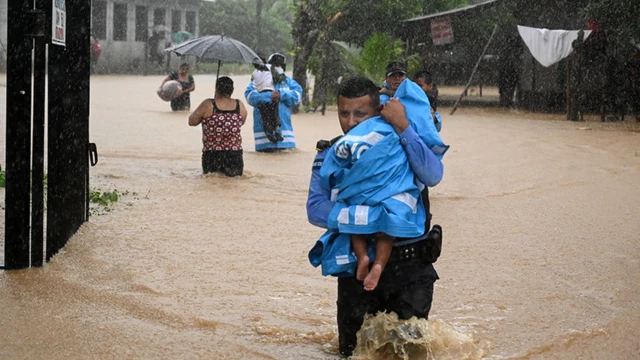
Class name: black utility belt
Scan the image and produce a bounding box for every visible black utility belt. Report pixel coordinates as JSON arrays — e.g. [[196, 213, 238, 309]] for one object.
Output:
[[389, 225, 442, 264]]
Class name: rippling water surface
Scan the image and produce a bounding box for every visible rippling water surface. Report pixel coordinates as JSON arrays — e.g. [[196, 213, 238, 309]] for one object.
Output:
[[1, 75, 640, 359]]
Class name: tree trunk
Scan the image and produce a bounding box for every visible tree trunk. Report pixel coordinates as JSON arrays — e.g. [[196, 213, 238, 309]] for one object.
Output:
[[292, 30, 319, 111], [305, 11, 340, 115], [315, 34, 331, 115], [255, 0, 263, 55], [291, 2, 318, 113], [567, 30, 584, 121]]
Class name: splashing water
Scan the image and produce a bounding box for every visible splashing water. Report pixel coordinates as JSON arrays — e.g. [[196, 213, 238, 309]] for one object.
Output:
[[352, 312, 486, 360]]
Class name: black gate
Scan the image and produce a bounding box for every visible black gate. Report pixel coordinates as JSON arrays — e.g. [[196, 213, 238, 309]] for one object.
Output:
[[3, 0, 93, 269]]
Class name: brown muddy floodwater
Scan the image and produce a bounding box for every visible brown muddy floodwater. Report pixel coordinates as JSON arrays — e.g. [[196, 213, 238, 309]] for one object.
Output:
[[1, 74, 640, 359]]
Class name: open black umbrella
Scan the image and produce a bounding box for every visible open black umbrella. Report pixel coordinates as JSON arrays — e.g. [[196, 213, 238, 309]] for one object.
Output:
[[164, 35, 260, 80]]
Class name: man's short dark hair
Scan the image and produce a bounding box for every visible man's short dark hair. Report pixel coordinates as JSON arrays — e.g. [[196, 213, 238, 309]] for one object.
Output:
[[337, 77, 380, 110], [414, 70, 433, 85], [216, 76, 234, 97]]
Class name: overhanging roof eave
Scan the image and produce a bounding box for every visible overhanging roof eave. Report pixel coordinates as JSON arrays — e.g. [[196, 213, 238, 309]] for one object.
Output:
[[403, 0, 502, 23]]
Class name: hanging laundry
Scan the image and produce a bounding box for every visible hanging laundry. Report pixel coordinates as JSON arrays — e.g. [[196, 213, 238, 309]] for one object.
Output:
[[517, 25, 592, 67]]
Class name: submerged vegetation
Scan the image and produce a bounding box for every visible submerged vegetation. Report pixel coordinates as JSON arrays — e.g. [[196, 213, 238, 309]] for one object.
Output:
[[0, 165, 129, 216], [89, 189, 121, 215]]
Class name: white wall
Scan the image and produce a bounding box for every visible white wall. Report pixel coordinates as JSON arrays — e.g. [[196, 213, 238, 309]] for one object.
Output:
[[95, 0, 201, 73], [0, 0, 7, 69], [0, 0, 201, 73]]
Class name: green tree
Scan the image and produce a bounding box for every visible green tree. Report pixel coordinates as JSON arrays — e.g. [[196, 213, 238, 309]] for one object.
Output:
[[357, 33, 405, 84], [331, 0, 469, 46], [585, 0, 640, 42], [291, 0, 469, 113], [199, 0, 293, 57], [291, 1, 321, 109]]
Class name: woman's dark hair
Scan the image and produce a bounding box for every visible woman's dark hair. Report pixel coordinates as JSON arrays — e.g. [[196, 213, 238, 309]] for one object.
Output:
[[180, 62, 190, 69], [337, 77, 380, 110], [216, 76, 234, 97]]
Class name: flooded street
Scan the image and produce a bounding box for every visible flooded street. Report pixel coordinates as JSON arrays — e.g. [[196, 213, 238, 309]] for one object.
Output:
[[1, 74, 640, 359]]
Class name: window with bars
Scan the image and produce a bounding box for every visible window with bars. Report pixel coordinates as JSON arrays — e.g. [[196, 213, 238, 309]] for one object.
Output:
[[135, 6, 148, 42], [186, 11, 196, 34], [113, 3, 128, 41], [171, 10, 182, 33], [92, 1, 107, 40], [154, 8, 166, 26]]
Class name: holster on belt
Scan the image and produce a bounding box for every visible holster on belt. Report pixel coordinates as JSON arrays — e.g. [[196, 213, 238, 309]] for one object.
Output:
[[423, 224, 442, 264]]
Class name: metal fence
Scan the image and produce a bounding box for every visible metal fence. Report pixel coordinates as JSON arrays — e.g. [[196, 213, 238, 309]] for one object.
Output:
[[3, 0, 92, 269]]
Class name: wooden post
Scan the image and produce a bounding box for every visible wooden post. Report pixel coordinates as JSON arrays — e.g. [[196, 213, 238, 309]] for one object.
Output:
[[450, 24, 498, 115], [5, 0, 33, 269], [567, 30, 585, 121]]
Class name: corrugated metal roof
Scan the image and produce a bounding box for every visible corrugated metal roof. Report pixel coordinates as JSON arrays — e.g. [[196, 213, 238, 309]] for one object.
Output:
[[403, 0, 502, 22]]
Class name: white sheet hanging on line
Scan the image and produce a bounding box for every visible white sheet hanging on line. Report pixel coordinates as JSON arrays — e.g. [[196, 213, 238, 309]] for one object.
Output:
[[517, 25, 592, 67]]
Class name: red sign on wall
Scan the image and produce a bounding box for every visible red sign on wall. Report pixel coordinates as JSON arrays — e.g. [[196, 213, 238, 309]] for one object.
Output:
[[431, 17, 454, 46]]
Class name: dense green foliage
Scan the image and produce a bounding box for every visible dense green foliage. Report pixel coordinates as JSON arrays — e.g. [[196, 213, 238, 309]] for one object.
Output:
[[289, 0, 469, 110], [356, 33, 405, 84], [330, 0, 470, 46], [199, 0, 294, 57], [290, 0, 470, 108], [291, 0, 469, 46], [197, 0, 470, 109], [585, 0, 640, 42], [0, 164, 5, 188]]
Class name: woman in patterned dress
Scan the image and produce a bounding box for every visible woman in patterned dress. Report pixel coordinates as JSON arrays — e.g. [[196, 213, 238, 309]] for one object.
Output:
[[188, 76, 248, 176]]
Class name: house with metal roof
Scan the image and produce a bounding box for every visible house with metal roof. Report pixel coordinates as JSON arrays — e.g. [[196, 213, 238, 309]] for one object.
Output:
[[399, 0, 596, 111]]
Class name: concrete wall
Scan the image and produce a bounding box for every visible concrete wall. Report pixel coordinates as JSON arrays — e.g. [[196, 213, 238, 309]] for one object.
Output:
[[93, 0, 202, 73], [0, 0, 201, 73], [0, 0, 7, 70]]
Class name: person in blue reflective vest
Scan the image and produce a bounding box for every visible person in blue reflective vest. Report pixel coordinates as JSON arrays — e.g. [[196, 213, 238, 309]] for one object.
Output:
[[244, 53, 303, 152], [306, 77, 445, 357]]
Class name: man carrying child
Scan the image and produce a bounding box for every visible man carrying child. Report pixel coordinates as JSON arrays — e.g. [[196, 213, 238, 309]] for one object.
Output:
[[245, 53, 302, 152], [251, 57, 284, 143], [307, 76, 448, 356]]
